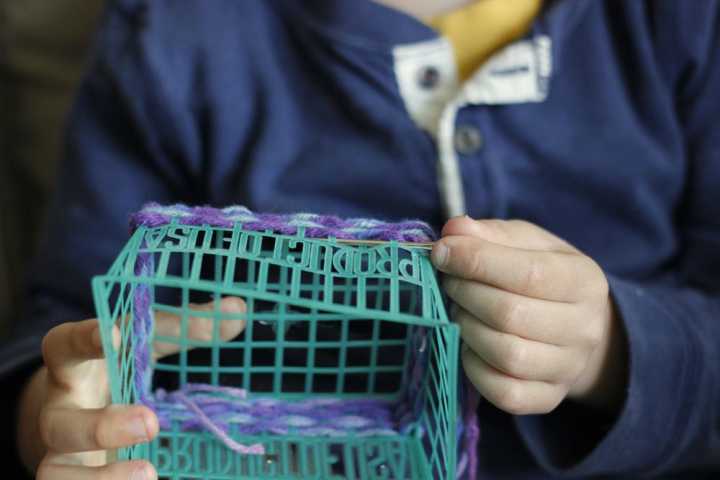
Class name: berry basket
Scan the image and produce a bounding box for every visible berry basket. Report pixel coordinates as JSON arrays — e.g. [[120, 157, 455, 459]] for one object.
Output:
[[92, 205, 467, 479]]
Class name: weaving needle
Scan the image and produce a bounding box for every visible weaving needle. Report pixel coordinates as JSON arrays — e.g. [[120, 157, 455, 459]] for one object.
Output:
[[334, 238, 435, 250]]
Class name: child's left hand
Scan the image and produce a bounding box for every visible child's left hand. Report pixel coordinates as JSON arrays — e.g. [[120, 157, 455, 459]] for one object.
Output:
[[432, 216, 626, 415]]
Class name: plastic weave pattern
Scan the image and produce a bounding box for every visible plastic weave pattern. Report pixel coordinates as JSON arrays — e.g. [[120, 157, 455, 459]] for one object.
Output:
[[93, 204, 476, 479]]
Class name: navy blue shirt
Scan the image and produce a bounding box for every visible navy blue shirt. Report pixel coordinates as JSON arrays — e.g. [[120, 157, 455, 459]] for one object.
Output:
[[4, 0, 720, 478]]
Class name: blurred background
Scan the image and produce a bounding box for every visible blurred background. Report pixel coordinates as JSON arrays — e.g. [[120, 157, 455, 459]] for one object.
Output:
[[0, 0, 105, 338]]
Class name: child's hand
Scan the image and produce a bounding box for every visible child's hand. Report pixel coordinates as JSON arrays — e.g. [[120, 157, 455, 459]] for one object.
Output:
[[432, 217, 626, 415], [18, 297, 246, 479]]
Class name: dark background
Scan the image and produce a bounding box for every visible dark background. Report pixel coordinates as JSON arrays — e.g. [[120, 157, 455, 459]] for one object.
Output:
[[0, 0, 105, 337]]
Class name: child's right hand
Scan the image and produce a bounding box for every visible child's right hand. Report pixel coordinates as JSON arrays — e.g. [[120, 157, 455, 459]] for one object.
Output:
[[17, 297, 247, 480]]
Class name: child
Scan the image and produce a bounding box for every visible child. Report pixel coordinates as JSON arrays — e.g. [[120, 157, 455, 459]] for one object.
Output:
[[5, 0, 720, 478]]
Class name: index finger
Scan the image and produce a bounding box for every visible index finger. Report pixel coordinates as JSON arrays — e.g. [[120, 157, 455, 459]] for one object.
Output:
[[153, 296, 247, 359], [40, 404, 158, 454], [432, 235, 594, 302], [42, 319, 118, 388], [441, 217, 575, 252]]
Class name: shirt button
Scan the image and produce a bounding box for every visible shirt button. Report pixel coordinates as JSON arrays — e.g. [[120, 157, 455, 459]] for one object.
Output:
[[417, 65, 441, 90], [454, 125, 483, 155]]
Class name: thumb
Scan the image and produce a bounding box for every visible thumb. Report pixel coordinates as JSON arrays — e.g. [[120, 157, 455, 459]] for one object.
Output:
[[42, 320, 119, 390], [440, 216, 575, 252]]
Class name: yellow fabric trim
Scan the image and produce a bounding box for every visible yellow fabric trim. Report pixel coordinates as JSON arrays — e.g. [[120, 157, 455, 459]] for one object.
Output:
[[429, 0, 543, 80]]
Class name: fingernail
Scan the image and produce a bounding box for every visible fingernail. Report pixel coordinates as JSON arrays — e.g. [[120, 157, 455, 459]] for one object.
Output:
[[432, 242, 449, 268], [221, 296, 247, 313], [129, 416, 151, 442], [130, 463, 155, 480], [456, 315, 466, 333]]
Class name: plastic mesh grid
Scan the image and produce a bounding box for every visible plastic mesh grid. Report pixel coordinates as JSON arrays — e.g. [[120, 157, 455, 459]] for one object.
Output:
[[93, 222, 459, 479]]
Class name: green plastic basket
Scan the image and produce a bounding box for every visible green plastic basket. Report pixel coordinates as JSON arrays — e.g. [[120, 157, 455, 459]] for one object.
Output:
[[93, 220, 460, 479]]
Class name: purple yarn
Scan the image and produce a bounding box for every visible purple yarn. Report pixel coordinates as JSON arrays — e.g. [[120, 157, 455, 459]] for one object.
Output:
[[174, 390, 265, 455], [128, 204, 478, 476], [459, 378, 480, 480], [148, 384, 398, 442], [133, 250, 154, 403], [130, 203, 436, 243]]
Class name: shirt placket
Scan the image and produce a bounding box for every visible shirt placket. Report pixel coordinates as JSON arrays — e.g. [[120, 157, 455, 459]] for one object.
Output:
[[394, 34, 553, 219]]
